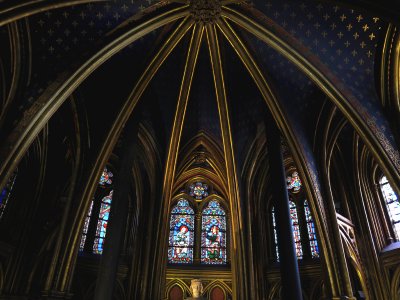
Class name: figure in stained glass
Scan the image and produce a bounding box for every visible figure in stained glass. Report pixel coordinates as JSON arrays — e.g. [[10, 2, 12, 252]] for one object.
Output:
[[93, 191, 112, 254], [206, 225, 221, 259], [189, 182, 209, 200], [99, 167, 113, 186], [173, 225, 190, 260], [168, 199, 195, 263], [201, 200, 227, 264], [287, 171, 302, 193]]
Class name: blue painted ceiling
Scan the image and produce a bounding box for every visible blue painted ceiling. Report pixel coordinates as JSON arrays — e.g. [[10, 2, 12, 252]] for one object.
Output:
[[23, 0, 392, 165]]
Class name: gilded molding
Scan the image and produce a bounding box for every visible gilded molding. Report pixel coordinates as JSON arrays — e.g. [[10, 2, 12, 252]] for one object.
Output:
[[222, 5, 400, 189], [189, 0, 221, 24], [0, 4, 189, 202], [160, 23, 204, 296], [216, 16, 345, 297], [206, 23, 245, 299], [0, 0, 106, 27], [43, 14, 192, 293]]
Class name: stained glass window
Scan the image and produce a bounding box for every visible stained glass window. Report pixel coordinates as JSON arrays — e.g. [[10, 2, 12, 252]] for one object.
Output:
[[79, 200, 93, 251], [201, 200, 227, 264], [0, 172, 17, 219], [189, 182, 209, 200], [379, 176, 400, 240], [287, 171, 302, 193], [304, 200, 319, 258], [271, 207, 279, 261], [168, 199, 195, 264], [99, 168, 113, 186], [93, 191, 113, 254], [290, 201, 303, 259], [273, 202, 303, 260]]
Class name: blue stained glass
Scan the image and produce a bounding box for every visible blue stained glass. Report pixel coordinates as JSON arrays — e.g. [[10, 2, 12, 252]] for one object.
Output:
[[287, 171, 302, 193], [171, 199, 195, 214], [93, 191, 113, 254], [99, 167, 113, 186], [189, 182, 209, 200], [168, 199, 195, 263], [202, 200, 225, 216], [304, 200, 320, 258], [201, 200, 227, 264]]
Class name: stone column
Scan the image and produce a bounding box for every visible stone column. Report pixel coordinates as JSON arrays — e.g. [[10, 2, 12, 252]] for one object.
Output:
[[266, 119, 303, 300], [94, 121, 139, 300]]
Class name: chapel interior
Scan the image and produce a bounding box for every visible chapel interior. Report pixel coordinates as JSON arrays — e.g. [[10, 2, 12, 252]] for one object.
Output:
[[0, 0, 400, 299]]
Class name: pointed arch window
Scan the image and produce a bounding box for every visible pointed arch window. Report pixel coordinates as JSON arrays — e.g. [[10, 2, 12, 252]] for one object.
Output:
[[93, 191, 113, 254], [304, 200, 319, 258], [379, 176, 400, 240], [271, 203, 304, 261], [290, 201, 303, 259], [168, 199, 195, 264], [201, 200, 227, 264], [272, 170, 320, 261], [79, 167, 114, 255]]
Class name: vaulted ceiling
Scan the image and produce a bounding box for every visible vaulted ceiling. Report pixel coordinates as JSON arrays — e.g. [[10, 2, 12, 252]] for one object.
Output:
[[0, 0, 399, 198]]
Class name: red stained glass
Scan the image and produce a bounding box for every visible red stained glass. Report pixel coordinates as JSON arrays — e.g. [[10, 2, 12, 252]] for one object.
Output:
[[304, 200, 319, 258], [201, 200, 227, 264], [168, 199, 195, 263]]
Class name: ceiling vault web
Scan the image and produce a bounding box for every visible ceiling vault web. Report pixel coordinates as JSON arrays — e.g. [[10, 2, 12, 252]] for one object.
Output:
[[205, 23, 245, 299], [160, 22, 203, 289], [0, 5, 189, 197], [46, 16, 195, 293], [221, 6, 400, 187], [217, 14, 343, 296], [0, 0, 106, 27], [0, 2, 399, 298]]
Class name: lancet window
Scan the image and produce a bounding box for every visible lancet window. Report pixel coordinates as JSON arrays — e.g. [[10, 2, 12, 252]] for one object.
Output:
[[79, 167, 114, 254], [167, 181, 229, 266], [272, 170, 320, 261], [201, 200, 227, 264], [379, 176, 400, 240], [168, 199, 195, 264]]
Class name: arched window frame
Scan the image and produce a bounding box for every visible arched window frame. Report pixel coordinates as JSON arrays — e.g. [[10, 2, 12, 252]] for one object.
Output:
[[378, 175, 400, 241], [168, 198, 196, 264], [200, 199, 228, 265], [167, 181, 230, 266], [271, 170, 320, 262], [79, 167, 114, 255]]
